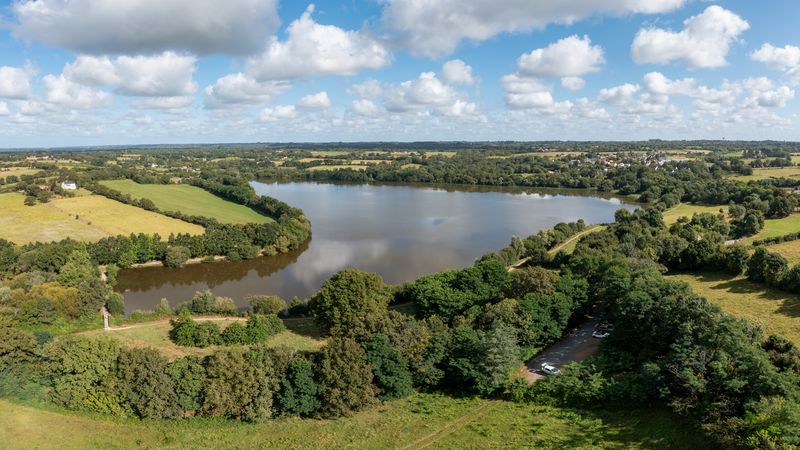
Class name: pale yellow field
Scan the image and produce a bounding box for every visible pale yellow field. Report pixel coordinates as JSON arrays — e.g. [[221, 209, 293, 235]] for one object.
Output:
[[51, 195, 204, 237], [308, 165, 368, 171], [0, 193, 202, 244], [0, 167, 42, 178], [0, 193, 108, 244], [733, 167, 800, 182], [663, 204, 727, 225]]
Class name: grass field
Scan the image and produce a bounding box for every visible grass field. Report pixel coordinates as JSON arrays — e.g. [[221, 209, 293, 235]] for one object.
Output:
[[0, 167, 42, 178], [81, 317, 325, 360], [738, 214, 800, 245], [0, 193, 109, 244], [766, 240, 800, 265], [732, 167, 800, 182], [669, 272, 800, 344], [0, 395, 712, 449], [308, 165, 368, 171], [0, 193, 203, 244], [52, 195, 204, 237], [99, 180, 273, 225], [663, 203, 727, 225]]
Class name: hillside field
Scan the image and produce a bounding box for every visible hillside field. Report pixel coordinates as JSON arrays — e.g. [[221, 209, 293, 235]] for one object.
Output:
[[732, 167, 800, 182], [669, 272, 800, 344], [99, 180, 273, 225], [0, 395, 711, 449], [0, 193, 203, 244]]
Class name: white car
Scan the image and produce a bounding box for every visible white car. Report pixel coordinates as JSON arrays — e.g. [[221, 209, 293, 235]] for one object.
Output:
[[592, 330, 611, 339], [541, 363, 561, 376]]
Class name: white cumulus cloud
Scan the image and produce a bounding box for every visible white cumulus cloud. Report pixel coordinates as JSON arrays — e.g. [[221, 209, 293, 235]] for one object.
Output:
[[246, 5, 389, 81], [43, 74, 113, 109], [442, 60, 476, 85], [751, 43, 800, 85], [517, 35, 604, 78], [204, 73, 289, 109], [348, 79, 382, 100], [0, 66, 34, 99], [382, 0, 685, 57], [12, 0, 279, 55], [631, 6, 749, 69], [297, 92, 332, 110], [561, 77, 586, 91]]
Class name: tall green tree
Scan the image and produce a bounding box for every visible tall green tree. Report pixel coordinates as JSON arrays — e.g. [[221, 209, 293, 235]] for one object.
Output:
[[315, 337, 377, 417], [308, 269, 391, 336], [116, 347, 181, 419]]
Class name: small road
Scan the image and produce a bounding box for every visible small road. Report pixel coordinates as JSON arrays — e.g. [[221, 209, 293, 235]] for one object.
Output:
[[521, 310, 603, 382]]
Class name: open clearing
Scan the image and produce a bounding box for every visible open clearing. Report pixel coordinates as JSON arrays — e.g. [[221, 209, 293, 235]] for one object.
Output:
[[81, 317, 325, 360], [669, 272, 800, 344], [0, 167, 42, 179], [733, 167, 800, 182], [766, 240, 800, 265], [0, 193, 108, 244], [0, 395, 711, 449], [52, 195, 204, 237], [308, 165, 368, 171], [663, 204, 727, 225], [0, 193, 203, 244], [739, 214, 800, 245], [99, 180, 273, 225]]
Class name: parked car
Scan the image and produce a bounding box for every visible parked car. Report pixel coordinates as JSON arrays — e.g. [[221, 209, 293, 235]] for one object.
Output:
[[592, 330, 611, 339], [541, 363, 561, 376]]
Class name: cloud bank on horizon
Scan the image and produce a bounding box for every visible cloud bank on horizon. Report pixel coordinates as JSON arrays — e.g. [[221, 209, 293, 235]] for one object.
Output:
[[0, 0, 799, 147]]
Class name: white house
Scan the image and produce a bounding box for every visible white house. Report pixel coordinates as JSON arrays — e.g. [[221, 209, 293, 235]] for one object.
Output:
[[61, 180, 77, 190]]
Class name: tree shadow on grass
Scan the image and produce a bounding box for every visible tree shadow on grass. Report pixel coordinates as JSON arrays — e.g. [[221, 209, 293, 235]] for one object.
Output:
[[689, 271, 800, 319]]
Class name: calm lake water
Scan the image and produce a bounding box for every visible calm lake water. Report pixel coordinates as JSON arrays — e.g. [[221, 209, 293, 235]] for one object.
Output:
[[116, 182, 638, 313]]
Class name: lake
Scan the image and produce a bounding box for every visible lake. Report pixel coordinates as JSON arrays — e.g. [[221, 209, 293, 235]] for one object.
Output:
[[116, 182, 638, 313]]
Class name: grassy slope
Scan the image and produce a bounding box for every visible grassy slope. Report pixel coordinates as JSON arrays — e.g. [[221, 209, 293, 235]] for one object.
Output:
[[0, 396, 712, 450], [0, 193, 108, 244], [739, 214, 800, 245], [51, 195, 204, 237], [663, 204, 728, 225], [99, 180, 273, 225], [0, 167, 42, 178], [80, 317, 325, 360], [550, 225, 607, 255], [767, 240, 800, 265], [308, 165, 368, 171], [669, 272, 800, 344], [733, 167, 800, 182], [0, 193, 203, 244]]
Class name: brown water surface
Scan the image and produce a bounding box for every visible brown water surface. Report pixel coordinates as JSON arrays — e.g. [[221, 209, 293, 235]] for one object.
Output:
[[116, 182, 637, 313]]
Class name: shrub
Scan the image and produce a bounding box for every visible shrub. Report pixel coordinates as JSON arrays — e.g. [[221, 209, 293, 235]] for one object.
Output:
[[168, 356, 206, 412], [363, 334, 413, 400], [316, 337, 377, 417], [164, 245, 191, 268], [203, 348, 274, 421], [278, 356, 321, 417], [221, 322, 249, 345], [106, 292, 125, 316], [247, 295, 286, 315], [116, 347, 181, 419]]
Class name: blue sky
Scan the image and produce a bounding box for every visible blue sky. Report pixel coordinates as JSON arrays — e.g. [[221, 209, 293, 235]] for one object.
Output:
[[1, 0, 799, 148]]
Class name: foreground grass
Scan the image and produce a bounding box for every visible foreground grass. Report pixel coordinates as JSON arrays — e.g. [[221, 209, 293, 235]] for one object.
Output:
[[99, 180, 273, 225], [669, 272, 800, 344], [0, 395, 712, 449], [80, 317, 325, 360], [663, 203, 727, 225]]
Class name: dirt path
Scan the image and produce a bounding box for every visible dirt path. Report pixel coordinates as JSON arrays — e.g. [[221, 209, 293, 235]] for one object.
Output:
[[521, 311, 603, 382], [398, 401, 496, 450]]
